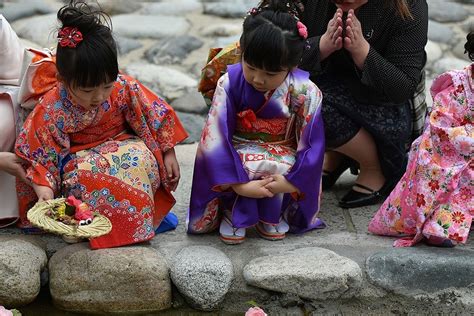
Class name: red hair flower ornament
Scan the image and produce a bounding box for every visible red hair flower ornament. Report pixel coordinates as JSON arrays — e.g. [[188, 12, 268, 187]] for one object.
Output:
[[297, 21, 307, 39], [58, 27, 83, 48]]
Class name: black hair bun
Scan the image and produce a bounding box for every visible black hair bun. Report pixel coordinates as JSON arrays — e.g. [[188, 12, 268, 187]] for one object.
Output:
[[465, 31, 474, 61], [57, 1, 109, 35]]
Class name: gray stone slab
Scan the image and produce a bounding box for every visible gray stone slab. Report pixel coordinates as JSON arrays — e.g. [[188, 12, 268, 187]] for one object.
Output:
[[366, 247, 474, 294], [203, 2, 248, 19], [433, 57, 471, 74], [171, 91, 209, 115], [2, 1, 54, 22], [124, 62, 197, 101], [0, 238, 47, 306], [112, 15, 190, 39], [243, 247, 363, 300], [145, 35, 203, 65], [176, 112, 205, 144], [139, 0, 202, 16], [428, 0, 470, 23], [11, 13, 58, 48], [170, 246, 233, 311], [428, 20, 456, 44], [116, 36, 143, 55], [49, 243, 171, 313]]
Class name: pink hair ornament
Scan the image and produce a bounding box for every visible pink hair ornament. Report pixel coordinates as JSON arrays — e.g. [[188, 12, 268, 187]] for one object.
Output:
[[297, 21, 307, 39]]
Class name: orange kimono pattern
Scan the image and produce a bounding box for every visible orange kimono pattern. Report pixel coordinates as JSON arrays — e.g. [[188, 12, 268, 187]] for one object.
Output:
[[15, 73, 188, 249]]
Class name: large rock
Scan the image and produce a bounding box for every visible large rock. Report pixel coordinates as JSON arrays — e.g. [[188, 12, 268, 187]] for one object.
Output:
[[92, 0, 142, 15], [433, 57, 470, 75], [428, 20, 455, 44], [124, 62, 197, 101], [366, 247, 474, 294], [425, 40, 443, 65], [145, 35, 203, 65], [171, 91, 208, 115], [243, 247, 363, 300], [12, 13, 58, 48], [461, 16, 474, 33], [170, 246, 234, 311], [428, 0, 470, 23], [0, 238, 47, 306], [452, 37, 473, 61], [213, 34, 240, 48], [112, 15, 190, 39], [139, 0, 202, 16], [200, 23, 242, 37], [203, 1, 255, 18], [176, 112, 206, 144], [116, 36, 143, 55], [2, 1, 54, 22], [49, 243, 171, 313]]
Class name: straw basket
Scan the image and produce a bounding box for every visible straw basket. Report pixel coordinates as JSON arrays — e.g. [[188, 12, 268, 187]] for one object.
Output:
[[27, 198, 112, 240]]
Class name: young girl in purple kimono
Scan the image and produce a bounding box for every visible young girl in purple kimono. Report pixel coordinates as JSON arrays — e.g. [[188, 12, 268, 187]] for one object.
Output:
[[187, 0, 326, 244]]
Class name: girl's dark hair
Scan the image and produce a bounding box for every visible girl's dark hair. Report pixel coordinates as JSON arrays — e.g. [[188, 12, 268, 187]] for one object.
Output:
[[379, 0, 413, 20], [465, 31, 474, 61], [56, 0, 118, 88], [240, 0, 305, 72]]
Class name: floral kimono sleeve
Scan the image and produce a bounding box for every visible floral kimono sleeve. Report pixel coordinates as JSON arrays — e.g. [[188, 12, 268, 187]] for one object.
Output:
[[283, 82, 325, 232], [285, 82, 324, 196], [120, 75, 188, 152], [15, 103, 70, 194]]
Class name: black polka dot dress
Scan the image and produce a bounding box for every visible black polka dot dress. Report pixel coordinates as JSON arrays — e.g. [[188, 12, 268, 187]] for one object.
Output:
[[300, 0, 428, 184]]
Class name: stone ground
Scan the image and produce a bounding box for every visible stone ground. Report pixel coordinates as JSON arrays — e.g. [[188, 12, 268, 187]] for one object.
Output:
[[1, 143, 474, 315], [1, 0, 474, 314]]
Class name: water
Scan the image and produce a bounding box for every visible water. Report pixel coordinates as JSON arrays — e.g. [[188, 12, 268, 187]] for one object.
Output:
[[17, 288, 241, 316]]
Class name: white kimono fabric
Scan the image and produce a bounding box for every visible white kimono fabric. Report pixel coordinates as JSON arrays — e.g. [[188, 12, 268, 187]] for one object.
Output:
[[0, 14, 24, 226]]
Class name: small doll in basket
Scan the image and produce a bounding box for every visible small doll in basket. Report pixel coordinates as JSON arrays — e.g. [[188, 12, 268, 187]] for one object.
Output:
[[47, 196, 93, 226]]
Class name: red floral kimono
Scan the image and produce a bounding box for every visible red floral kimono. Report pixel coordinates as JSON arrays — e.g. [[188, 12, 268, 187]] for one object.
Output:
[[15, 73, 187, 249]]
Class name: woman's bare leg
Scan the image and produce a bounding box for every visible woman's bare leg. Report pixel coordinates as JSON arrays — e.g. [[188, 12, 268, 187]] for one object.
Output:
[[334, 128, 385, 193]]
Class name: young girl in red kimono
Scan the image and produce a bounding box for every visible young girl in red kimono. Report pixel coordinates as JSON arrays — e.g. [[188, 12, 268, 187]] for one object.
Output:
[[188, 0, 325, 244], [15, 1, 188, 249]]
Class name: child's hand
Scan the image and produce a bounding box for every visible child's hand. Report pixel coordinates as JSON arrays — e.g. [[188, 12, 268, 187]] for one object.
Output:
[[163, 148, 180, 192], [264, 174, 299, 195], [231, 178, 275, 198], [32, 183, 54, 202]]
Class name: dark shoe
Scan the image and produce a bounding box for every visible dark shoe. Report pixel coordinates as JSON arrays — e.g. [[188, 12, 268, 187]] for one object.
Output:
[[322, 157, 359, 190], [339, 183, 387, 208]]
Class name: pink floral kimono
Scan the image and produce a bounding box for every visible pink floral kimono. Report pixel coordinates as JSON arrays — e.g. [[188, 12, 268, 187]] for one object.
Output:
[[369, 64, 474, 247]]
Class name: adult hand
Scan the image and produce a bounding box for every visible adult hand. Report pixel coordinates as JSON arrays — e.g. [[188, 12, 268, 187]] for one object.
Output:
[[320, 8, 344, 61], [231, 178, 275, 198], [32, 183, 54, 202], [0, 152, 27, 182], [163, 147, 180, 191], [264, 174, 299, 195], [344, 9, 370, 69]]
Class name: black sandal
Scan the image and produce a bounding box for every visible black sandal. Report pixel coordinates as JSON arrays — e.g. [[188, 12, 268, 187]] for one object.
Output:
[[339, 183, 385, 208], [322, 157, 359, 190]]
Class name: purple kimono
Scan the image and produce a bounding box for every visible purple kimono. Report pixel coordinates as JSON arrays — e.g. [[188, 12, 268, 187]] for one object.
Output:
[[188, 63, 325, 234]]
